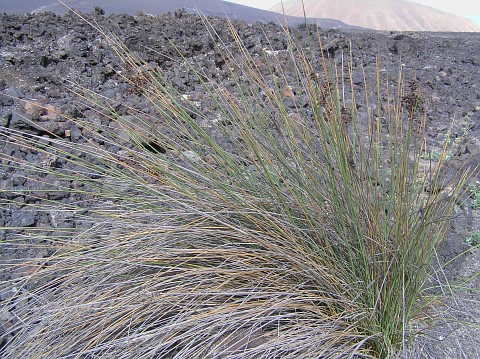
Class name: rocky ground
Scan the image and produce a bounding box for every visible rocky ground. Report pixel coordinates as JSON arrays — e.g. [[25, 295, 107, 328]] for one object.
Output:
[[0, 9, 479, 358]]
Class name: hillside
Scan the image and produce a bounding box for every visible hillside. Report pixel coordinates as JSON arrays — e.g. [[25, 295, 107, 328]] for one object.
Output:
[[271, 0, 480, 31]]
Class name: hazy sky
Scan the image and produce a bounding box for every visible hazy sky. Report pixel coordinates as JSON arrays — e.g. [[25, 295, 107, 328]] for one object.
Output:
[[223, 0, 480, 21]]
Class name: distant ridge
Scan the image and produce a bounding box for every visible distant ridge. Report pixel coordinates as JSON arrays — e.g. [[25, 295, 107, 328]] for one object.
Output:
[[0, 0, 360, 29], [271, 0, 480, 32]]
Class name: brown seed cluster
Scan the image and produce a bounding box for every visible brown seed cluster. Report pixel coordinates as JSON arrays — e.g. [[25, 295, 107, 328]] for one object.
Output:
[[401, 79, 425, 120], [125, 62, 151, 95]]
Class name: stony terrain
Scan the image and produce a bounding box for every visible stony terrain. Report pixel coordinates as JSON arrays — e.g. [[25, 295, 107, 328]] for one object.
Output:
[[0, 9, 479, 358], [0, 0, 358, 29]]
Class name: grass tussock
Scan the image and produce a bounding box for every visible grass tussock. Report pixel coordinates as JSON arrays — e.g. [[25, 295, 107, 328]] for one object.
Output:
[[0, 12, 476, 359]]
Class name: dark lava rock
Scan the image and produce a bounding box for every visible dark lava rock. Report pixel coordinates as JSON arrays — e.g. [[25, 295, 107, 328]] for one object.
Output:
[[0, 9, 478, 233], [8, 208, 37, 228]]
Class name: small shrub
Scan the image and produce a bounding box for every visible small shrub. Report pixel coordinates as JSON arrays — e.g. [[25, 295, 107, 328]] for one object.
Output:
[[468, 184, 480, 209], [464, 231, 480, 246]]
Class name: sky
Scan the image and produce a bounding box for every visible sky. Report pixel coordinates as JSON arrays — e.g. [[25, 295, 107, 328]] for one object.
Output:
[[223, 0, 480, 24]]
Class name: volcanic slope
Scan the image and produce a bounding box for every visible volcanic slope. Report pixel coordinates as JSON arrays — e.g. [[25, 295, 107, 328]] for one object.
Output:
[[271, 0, 480, 31]]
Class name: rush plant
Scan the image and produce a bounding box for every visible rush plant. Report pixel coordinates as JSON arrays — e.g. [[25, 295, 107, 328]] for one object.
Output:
[[0, 11, 475, 359]]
